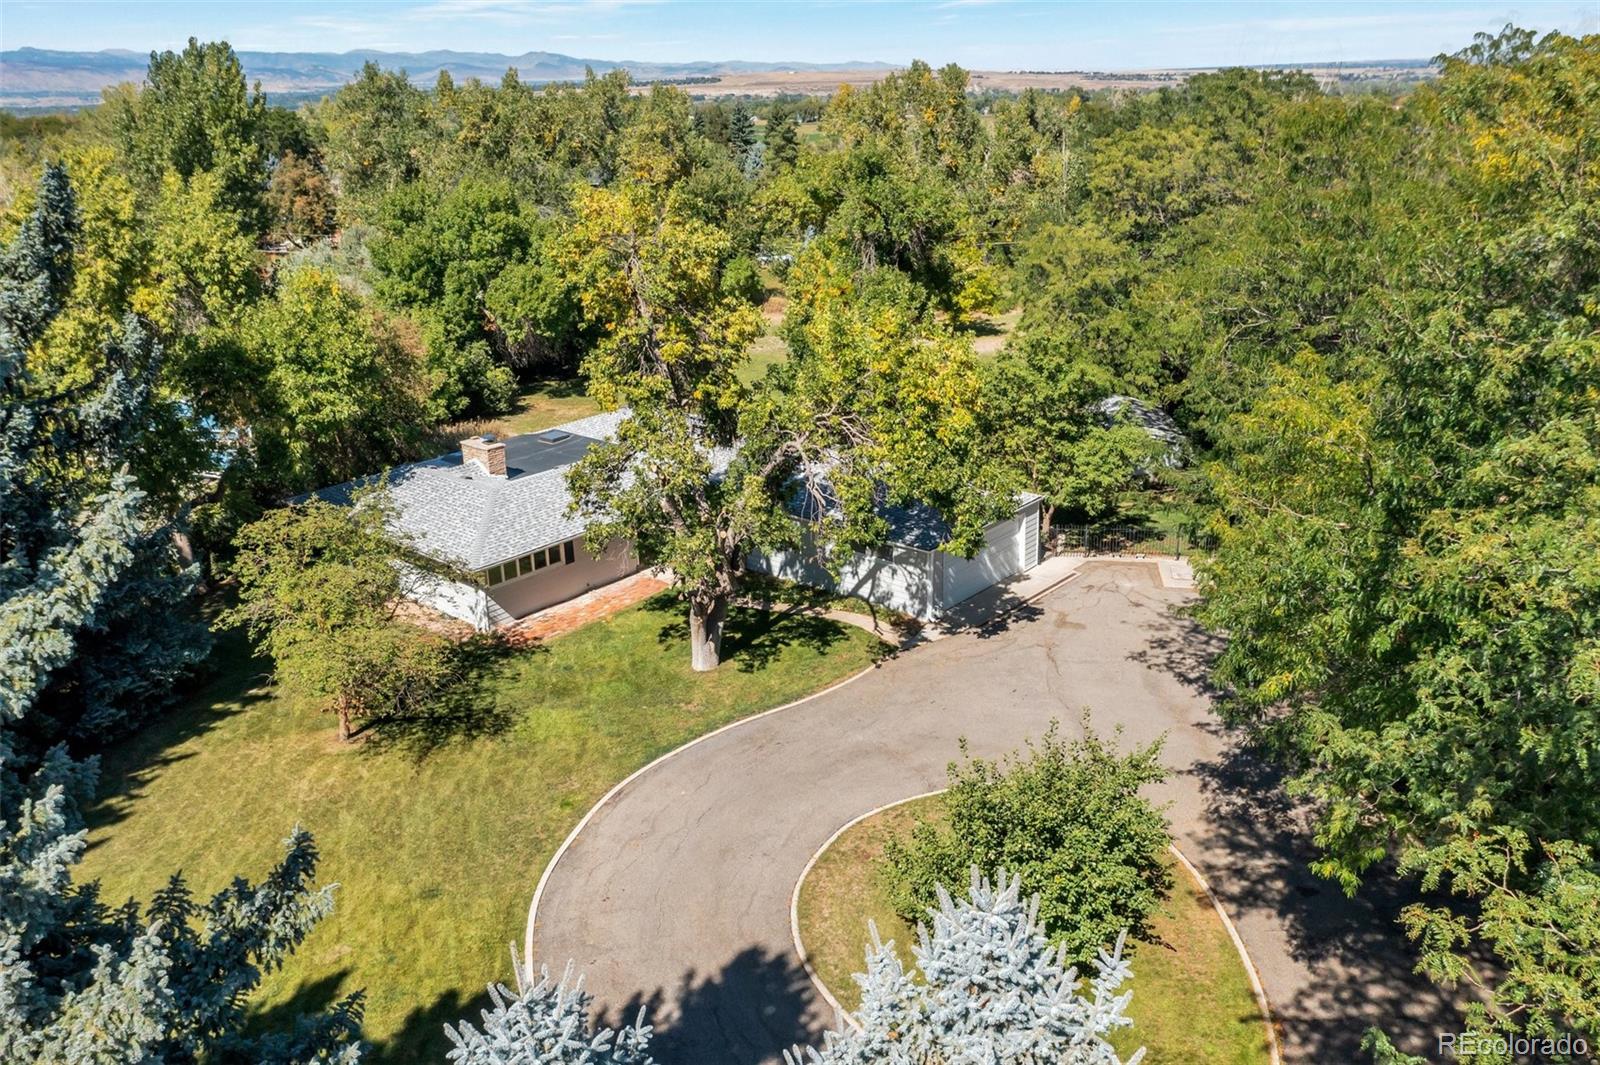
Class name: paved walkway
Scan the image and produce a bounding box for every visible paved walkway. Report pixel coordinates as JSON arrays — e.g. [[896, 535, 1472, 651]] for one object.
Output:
[[527, 561, 1456, 1064]]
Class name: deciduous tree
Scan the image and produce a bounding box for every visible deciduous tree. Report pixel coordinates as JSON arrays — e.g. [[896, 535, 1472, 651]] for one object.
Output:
[[222, 492, 453, 742], [564, 137, 1008, 670], [234, 265, 426, 492], [882, 721, 1172, 965]]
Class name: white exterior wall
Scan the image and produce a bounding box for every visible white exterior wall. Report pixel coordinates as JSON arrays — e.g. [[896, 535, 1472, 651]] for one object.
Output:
[[748, 537, 938, 620], [484, 538, 640, 621], [935, 498, 1042, 612], [405, 565, 494, 631], [748, 499, 1043, 621]]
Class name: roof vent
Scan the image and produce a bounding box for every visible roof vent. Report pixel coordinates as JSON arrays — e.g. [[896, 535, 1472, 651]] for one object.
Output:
[[535, 429, 572, 444]]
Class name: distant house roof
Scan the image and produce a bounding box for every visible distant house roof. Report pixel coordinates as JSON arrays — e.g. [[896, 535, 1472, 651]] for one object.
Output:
[[310, 409, 629, 572], [1096, 395, 1186, 448]]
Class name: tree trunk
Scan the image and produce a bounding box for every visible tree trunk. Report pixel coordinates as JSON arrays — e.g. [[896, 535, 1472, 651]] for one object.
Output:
[[1040, 503, 1055, 556], [336, 700, 353, 743], [688, 595, 729, 672]]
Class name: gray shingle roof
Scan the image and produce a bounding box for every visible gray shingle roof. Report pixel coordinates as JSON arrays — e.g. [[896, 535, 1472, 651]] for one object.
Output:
[[311, 409, 630, 572], [790, 485, 1043, 550]]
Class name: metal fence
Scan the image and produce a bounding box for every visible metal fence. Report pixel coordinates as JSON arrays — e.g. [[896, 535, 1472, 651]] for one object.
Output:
[[1048, 525, 1214, 559]]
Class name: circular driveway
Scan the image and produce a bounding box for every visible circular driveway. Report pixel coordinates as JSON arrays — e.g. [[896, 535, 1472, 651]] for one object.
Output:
[[528, 561, 1455, 1063]]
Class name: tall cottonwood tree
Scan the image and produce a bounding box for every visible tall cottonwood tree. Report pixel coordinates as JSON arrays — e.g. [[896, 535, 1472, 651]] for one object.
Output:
[[563, 100, 1008, 670]]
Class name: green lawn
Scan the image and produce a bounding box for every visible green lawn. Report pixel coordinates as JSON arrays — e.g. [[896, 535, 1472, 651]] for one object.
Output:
[[81, 596, 887, 1061], [741, 329, 790, 383], [796, 796, 1272, 1065], [494, 377, 601, 435]]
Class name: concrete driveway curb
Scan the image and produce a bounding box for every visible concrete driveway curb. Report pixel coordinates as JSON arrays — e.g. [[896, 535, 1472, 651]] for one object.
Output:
[[1167, 842, 1285, 1065], [787, 790, 945, 1032]]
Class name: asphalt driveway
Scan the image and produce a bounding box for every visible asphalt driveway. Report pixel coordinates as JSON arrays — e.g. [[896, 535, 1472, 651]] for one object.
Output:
[[527, 561, 1456, 1063]]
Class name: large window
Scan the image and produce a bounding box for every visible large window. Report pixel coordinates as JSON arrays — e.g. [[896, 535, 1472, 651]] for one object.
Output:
[[483, 539, 579, 586]]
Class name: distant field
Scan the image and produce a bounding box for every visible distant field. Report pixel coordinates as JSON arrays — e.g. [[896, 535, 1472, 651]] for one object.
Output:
[[1, 58, 1435, 112], [653, 63, 1434, 99]]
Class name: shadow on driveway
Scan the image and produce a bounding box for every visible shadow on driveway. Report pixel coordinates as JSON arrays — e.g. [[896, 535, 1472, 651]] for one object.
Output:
[[608, 946, 817, 1065]]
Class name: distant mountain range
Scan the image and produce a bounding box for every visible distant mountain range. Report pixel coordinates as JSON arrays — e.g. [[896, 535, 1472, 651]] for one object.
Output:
[[0, 46, 893, 108]]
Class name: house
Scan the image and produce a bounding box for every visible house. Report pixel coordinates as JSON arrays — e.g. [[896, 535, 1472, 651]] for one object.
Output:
[[313, 409, 1043, 630], [312, 410, 639, 630]]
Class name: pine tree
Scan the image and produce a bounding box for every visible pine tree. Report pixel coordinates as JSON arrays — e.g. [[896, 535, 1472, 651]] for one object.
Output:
[[1, 163, 209, 748], [1, 165, 361, 1063], [444, 954, 655, 1065], [728, 102, 757, 169], [787, 870, 1146, 1065], [764, 108, 800, 170]]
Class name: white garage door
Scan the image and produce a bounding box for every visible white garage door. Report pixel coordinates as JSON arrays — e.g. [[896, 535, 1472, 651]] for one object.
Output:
[[940, 516, 1021, 608]]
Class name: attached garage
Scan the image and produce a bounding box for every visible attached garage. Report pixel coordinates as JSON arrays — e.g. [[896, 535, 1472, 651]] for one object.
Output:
[[748, 494, 1043, 621]]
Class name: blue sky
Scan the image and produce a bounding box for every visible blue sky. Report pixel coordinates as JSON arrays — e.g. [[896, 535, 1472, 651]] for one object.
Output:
[[3, 1, 1595, 69]]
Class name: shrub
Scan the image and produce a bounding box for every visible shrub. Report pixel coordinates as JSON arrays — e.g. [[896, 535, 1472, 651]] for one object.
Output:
[[719, 253, 766, 306], [881, 717, 1172, 964]]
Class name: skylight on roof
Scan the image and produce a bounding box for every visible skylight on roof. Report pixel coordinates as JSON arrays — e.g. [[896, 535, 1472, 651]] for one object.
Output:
[[535, 429, 572, 444]]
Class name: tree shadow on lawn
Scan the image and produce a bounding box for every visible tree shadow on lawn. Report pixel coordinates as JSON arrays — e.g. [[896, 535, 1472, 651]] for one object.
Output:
[[608, 944, 820, 1065], [357, 633, 529, 760], [243, 967, 356, 1042], [529, 375, 587, 400], [644, 593, 871, 673], [248, 968, 493, 1064], [368, 984, 494, 1065], [82, 628, 277, 849]]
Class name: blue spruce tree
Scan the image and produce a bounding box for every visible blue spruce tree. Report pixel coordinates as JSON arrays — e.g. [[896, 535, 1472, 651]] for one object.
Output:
[[444, 954, 655, 1065], [788, 869, 1146, 1065], [1, 165, 362, 1062], [1, 164, 208, 748]]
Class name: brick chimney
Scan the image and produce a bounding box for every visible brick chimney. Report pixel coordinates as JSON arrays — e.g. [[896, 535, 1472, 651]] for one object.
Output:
[[461, 434, 506, 477]]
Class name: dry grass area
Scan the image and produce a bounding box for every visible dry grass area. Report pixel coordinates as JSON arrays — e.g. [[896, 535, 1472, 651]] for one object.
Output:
[[963, 304, 1023, 357], [796, 795, 1272, 1065], [648, 68, 1187, 98], [644, 64, 1432, 100]]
